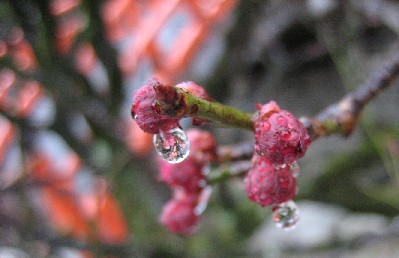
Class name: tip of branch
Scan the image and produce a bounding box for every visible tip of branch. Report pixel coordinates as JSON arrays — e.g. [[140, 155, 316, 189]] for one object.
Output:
[[153, 84, 189, 117]]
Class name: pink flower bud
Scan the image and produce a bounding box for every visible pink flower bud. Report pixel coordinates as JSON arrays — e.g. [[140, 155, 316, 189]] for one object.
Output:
[[159, 193, 199, 235], [176, 81, 212, 125], [253, 101, 310, 165], [175, 81, 212, 101], [131, 79, 180, 134], [157, 129, 216, 192], [186, 129, 217, 164], [244, 154, 296, 207], [158, 157, 205, 193]]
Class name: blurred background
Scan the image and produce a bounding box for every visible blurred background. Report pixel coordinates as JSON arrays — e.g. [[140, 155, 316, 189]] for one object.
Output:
[[1, 0, 399, 257]]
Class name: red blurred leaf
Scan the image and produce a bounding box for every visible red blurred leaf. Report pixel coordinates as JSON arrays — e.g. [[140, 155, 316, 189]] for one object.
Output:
[[125, 120, 153, 156], [15, 80, 43, 118], [8, 29, 37, 71], [39, 186, 91, 241], [75, 43, 97, 75], [0, 119, 15, 165], [50, 0, 81, 16], [0, 69, 16, 110], [96, 192, 129, 244]]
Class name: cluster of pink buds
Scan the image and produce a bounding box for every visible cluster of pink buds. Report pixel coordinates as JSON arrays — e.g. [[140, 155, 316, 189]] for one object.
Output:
[[131, 79, 311, 232], [158, 129, 217, 234], [245, 101, 311, 229]]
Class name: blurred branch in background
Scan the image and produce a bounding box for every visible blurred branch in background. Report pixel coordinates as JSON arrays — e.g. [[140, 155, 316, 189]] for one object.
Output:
[[0, 0, 237, 257]]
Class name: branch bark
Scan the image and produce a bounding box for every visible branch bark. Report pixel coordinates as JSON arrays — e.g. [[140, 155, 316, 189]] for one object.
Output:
[[300, 50, 399, 140]]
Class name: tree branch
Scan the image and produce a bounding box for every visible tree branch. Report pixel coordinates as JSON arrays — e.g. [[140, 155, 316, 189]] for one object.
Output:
[[154, 84, 254, 130], [82, 0, 123, 114], [301, 50, 399, 140], [217, 142, 254, 162], [207, 160, 252, 185], [154, 47, 399, 139]]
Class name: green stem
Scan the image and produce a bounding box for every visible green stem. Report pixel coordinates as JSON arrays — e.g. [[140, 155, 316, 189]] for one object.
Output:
[[185, 92, 254, 130], [207, 170, 233, 185], [154, 84, 254, 130], [207, 160, 252, 185]]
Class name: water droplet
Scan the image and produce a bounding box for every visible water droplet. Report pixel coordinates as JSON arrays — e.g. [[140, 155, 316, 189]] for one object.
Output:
[[194, 186, 212, 215], [153, 127, 190, 163], [198, 179, 207, 188], [289, 161, 300, 178], [262, 121, 271, 131], [272, 200, 299, 230], [273, 163, 287, 170], [201, 164, 210, 175], [281, 130, 291, 141], [277, 116, 285, 125], [131, 110, 137, 119]]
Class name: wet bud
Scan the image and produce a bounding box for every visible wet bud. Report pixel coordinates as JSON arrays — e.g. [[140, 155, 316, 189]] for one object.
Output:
[[176, 81, 212, 101], [158, 157, 205, 193], [159, 193, 200, 235], [186, 129, 217, 164], [244, 154, 296, 207], [157, 129, 216, 191], [176, 81, 212, 125], [131, 79, 180, 134], [253, 101, 311, 165]]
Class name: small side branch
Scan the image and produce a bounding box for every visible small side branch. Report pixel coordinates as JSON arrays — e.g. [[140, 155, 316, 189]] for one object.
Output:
[[207, 160, 252, 185], [154, 50, 399, 141], [301, 50, 399, 140], [217, 142, 254, 162]]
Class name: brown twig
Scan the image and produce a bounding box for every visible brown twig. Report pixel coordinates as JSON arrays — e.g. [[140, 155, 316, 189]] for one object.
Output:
[[207, 160, 253, 185], [301, 50, 399, 140], [217, 142, 254, 162]]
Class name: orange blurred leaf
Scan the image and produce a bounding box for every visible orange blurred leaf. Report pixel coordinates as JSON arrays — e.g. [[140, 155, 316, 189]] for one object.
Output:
[[40, 186, 91, 241], [126, 120, 153, 156], [96, 192, 129, 244]]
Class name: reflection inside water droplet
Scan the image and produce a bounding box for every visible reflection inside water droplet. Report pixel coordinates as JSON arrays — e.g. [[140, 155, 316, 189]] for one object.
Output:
[[153, 127, 190, 163], [272, 200, 299, 230]]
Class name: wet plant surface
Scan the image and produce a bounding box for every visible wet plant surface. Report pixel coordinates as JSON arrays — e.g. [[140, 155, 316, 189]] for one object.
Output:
[[1, 0, 399, 257]]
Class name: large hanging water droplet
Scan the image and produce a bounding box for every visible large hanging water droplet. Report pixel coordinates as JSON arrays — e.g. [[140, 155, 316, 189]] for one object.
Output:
[[153, 127, 190, 163], [272, 200, 299, 230]]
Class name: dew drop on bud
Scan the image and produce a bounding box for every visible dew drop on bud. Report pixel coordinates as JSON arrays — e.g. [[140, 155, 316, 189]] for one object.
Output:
[[273, 163, 287, 170], [272, 200, 299, 230], [281, 130, 291, 141], [262, 121, 271, 131], [201, 164, 210, 176], [289, 161, 300, 178], [153, 127, 190, 163], [276, 115, 285, 125]]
